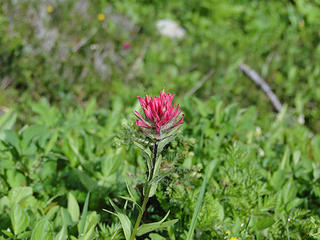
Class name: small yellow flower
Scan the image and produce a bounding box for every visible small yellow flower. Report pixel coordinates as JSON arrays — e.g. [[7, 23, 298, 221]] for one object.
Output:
[[97, 13, 105, 21], [47, 5, 53, 13], [229, 237, 239, 240]]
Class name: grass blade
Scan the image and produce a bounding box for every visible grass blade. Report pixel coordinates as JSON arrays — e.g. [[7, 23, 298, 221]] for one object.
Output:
[[79, 192, 90, 236], [186, 159, 218, 240]]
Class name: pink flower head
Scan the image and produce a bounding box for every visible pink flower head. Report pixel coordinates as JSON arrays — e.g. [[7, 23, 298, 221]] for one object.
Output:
[[122, 42, 131, 50], [135, 90, 184, 138]]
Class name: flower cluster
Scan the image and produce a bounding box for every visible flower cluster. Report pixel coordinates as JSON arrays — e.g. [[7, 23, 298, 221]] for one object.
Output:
[[135, 90, 184, 138], [122, 42, 131, 50], [97, 13, 105, 21]]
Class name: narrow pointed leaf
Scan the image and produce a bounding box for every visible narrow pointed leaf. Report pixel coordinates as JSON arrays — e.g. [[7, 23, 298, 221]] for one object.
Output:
[[79, 192, 90, 236], [136, 211, 171, 236], [137, 219, 178, 236], [55, 226, 68, 240], [79, 226, 95, 240], [109, 200, 132, 240], [60, 208, 73, 226], [186, 159, 219, 240], [133, 141, 152, 159]]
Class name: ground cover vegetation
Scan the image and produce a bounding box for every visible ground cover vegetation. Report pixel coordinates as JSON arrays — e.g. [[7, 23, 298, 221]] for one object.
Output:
[[0, 0, 320, 239]]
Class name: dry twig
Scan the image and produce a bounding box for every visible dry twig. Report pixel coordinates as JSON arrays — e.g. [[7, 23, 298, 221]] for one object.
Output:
[[239, 63, 283, 112]]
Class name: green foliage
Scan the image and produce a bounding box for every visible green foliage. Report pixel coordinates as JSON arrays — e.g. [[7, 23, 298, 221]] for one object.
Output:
[[0, 96, 319, 239]]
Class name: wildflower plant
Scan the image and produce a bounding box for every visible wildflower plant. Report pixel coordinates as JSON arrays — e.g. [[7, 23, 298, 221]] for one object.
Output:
[[107, 90, 183, 239]]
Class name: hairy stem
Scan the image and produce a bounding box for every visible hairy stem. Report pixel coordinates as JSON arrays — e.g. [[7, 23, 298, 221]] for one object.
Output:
[[130, 141, 158, 240]]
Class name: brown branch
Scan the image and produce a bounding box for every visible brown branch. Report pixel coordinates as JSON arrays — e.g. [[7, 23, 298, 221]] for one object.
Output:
[[239, 63, 283, 112]]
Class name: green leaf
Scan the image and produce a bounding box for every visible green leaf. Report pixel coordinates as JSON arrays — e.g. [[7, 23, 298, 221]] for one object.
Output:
[[280, 147, 290, 171], [137, 219, 178, 236], [214, 101, 224, 126], [134, 141, 153, 176], [45, 131, 58, 154], [68, 192, 80, 222], [157, 127, 180, 153], [133, 141, 152, 160], [282, 180, 297, 204], [122, 180, 141, 211], [8, 187, 33, 206], [4, 130, 21, 155], [102, 154, 121, 178], [84, 98, 97, 116], [72, 169, 97, 192], [2, 230, 14, 238], [270, 170, 285, 191], [54, 226, 68, 240], [31, 218, 53, 240], [79, 226, 95, 240], [60, 208, 73, 227], [254, 214, 275, 230], [0, 110, 17, 139], [17, 231, 31, 239], [107, 200, 132, 240], [46, 206, 60, 221], [136, 211, 172, 236], [6, 170, 27, 188], [21, 125, 48, 147], [149, 233, 166, 240], [210, 199, 224, 222], [286, 198, 303, 212], [80, 211, 99, 235], [31, 98, 59, 127], [66, 134, 84, 164], [78, 192, 90, 236], [10, 204, 30, 235]]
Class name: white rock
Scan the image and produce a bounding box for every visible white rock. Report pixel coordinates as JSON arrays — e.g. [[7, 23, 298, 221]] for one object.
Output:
[[156, 19, 185, 39]]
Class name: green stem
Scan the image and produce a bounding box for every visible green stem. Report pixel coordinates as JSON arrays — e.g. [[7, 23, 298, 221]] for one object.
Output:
[[130, 142, 158, 240], [130, 184, 151, 240]]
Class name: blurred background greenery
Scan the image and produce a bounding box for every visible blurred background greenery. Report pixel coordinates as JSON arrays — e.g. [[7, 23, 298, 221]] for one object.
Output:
[[1, 0, 319, 131]]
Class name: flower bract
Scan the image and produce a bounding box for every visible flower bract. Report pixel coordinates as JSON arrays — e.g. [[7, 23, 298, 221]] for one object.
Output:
[[135, 90, 184, 138]]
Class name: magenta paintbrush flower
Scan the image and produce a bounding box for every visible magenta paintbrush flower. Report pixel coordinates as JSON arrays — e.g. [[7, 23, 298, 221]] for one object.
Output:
[[135, 90, 184, 138]]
